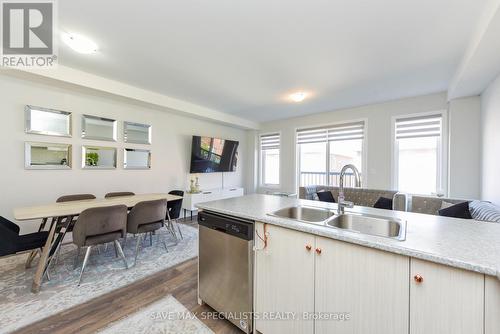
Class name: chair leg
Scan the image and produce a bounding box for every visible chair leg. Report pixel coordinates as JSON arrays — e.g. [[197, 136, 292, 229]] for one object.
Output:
[[149, 232, 153, 246], [114, 240, 128, 269], [73, 246, 81, 269], [168, 221, 179, 243], [176, 219, 183, 239], [134, 234, 144, 267], [25, 250, 38, 269], [78, 246, 92, 286], [113, 241, 119, 258], [53, 241, 63, 265]]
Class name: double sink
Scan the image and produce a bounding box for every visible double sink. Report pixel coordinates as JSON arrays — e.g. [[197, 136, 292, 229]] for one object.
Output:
[[269, 205, 406, 241]]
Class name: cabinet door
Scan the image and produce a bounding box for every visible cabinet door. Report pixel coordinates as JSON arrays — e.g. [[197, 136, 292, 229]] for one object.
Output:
[[315, 237, 409, 334], [485, 275, 500, 334], [254, 223, 315, 334], [410, 258, 484, 334]]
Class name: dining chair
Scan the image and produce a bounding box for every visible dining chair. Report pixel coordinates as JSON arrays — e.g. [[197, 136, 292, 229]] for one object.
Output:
[[105, 192, 135, 198], [167, 190, 184, 239], [127, 199, 168, 266], [44, 194, 98, 266], [0, 216, 49, 258], [72, 205, 128, 285]]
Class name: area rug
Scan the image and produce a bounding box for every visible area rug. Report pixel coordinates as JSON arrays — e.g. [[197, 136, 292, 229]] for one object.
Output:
[[97, 295, 213, 334], [0, 224, 198, 333]]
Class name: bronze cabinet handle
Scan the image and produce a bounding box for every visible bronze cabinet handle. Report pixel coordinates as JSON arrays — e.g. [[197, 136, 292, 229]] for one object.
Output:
[[315, 248, 322, 254], [305, 244, 312, 251], [414, 274, 424, 283]]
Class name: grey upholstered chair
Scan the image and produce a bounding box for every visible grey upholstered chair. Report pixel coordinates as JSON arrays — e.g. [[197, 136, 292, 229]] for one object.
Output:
[[167, 190, 184, 239], [105, 192, 135, 198], [72, 205, 128, 285], [127, 199, 168, 266], [57, 194, 96, 202], [38, 194, 98, 271]]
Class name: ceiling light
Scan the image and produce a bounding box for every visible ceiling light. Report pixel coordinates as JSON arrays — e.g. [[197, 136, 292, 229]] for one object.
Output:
[[290, 92, 307, 102], [62, 32, 98, 54]]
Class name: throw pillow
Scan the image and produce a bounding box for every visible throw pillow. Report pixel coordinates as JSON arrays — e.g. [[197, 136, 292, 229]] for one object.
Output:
[[469, 200, 500, 223], [373, 197, 393, 210], [317, 191, 335, 203], [438, 201, 472, 219]]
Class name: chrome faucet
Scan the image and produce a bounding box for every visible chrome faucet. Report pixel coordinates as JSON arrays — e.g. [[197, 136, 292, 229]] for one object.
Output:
[[338, 164, 362, 214]]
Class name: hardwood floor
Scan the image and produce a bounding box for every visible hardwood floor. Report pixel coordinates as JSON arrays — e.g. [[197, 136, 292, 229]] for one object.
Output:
[[13, 218, 242, 334]]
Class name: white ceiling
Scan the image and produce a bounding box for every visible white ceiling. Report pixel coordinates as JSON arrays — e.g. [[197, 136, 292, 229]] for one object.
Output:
[[57, 0, 491, 122]]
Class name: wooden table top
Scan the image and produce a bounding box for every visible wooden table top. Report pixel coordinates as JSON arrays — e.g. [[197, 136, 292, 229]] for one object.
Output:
[[13, 193, 182, 221]]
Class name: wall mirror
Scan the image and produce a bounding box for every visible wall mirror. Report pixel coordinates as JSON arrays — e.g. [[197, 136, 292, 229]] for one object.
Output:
[[25, 142, 72, 169], [124, 148, 151, 169], [25, 105, 72, 137], [82, 146, 117, 169], [124, 122, 151, 144], [81, 115, 117, 141]]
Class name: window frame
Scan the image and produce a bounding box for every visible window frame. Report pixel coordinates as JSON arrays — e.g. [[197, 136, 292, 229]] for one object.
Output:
[[391, 110, 448, 196], [259, 132, 281, 188], [295, 119, 368, 191]]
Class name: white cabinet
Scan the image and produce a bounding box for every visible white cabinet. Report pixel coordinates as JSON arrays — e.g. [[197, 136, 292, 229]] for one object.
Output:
[[254, 223, 494, 334], [254, 222, 315, 334], [409, 258, 484, 334], [485, 275, 500, 334], [183, 187, 244, 216], [315, 236, 409, 334]]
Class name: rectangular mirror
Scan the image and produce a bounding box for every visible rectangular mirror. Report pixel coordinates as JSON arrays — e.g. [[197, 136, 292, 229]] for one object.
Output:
[[25, 142, 72, 169], [25, 105, 72, 137], [124, 148, 151, 169], [82, 115, 117, 141], [124, 122, 151, 144], [82, 146, 117, 169]]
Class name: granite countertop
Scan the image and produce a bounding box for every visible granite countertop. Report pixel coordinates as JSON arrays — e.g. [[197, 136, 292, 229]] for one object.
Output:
[[196, 194, 500, 278]]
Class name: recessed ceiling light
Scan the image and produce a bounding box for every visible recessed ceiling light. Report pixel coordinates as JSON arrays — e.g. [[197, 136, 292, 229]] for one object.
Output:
[[290, 92, 307, 102], [62, 32, 98, 54]]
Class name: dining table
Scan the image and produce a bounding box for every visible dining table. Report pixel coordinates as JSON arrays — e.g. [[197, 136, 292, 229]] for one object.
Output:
[[13, 193, 182, 293]]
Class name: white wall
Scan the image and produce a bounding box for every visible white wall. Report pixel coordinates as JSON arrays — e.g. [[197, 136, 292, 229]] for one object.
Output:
[[0, 74, 248, 232], [448, 96, 481, 199], [252, 92, 481, 199], [480, 73, 500, 205]]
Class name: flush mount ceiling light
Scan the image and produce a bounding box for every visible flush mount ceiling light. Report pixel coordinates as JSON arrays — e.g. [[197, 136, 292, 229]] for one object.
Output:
[[62, 32, 98, 54], [289, 92, 307, 102]]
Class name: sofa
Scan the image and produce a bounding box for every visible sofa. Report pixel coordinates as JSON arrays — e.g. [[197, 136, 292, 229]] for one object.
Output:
[[407, 195, 470, 215], [299, 185, 407, 211], [299, 185, 478, 216]]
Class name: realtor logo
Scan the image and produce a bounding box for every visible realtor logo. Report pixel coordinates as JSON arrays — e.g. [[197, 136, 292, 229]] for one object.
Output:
[[1, 0, 57, 67]]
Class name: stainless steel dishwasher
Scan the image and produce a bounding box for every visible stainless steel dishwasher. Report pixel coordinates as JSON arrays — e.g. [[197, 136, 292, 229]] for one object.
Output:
[[198, 211, 253, 333]]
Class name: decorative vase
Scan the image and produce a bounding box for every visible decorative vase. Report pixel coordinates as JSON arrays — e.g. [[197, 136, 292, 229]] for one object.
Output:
[[194, 176, 200, 193]]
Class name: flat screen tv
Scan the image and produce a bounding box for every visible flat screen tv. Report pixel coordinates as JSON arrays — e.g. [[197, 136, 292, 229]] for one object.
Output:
[[190, 136, 239, 173]]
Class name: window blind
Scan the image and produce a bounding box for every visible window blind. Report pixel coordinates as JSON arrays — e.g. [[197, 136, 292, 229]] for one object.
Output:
[[260, 133, 280, 150], [297, 121, 365, 144], [395, 114, 442, 139]]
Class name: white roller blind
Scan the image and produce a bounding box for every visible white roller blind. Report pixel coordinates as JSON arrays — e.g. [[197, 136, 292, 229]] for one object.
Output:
[[297, 121, 365, 144], [260, 133, 280, 150], [395, 114, 442, 139]]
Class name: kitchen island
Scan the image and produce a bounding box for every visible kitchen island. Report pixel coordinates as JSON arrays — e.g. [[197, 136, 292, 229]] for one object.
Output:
[[197, 194, 500, 334]]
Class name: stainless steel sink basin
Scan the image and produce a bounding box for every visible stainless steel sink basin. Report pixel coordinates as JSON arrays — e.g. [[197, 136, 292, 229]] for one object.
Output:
[[327, 213, 406, 241], [268, 206, 406, 241], [269, 206, 335, 223]]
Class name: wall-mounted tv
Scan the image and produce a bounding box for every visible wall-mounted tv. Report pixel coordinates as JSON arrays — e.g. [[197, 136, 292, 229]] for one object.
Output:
[[190, 136, 239, 173]]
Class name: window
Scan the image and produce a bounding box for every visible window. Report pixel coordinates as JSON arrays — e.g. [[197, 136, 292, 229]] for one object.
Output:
[[394, 113, 445, 195], [297, 122, 365, 187], [260, 133, 280, 186]]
